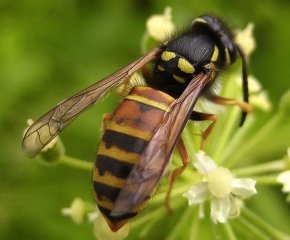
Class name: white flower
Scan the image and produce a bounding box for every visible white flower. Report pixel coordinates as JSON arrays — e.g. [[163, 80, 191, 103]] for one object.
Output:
[[62, 198, 86, 224], [183, 150, 257, 224], [234, 74, 271, 112], [23, 119, 60, 157], [235, 22, 256, 56], [247, 75, 272, 111], [93, 214, 130, 240], [277, 170, 290, 202], [146, 6, 175, 41], [87, 211, 99, 222], [277, 148, 290, 202]]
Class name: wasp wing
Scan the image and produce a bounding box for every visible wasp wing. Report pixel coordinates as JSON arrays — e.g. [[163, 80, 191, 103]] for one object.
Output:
[[22, 46, 164, 158], [111, 72, 213, 216]]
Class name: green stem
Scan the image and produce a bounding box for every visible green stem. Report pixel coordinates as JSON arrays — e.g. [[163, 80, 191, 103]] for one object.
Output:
[[188, 207, 200, 240], [242, 206, 290, 240], [138, 216, 160, 239], [235, 216, 271, 239], [232, 159, 286, 177], [212, 107, 240, 163], [60, 155, 93, 171], [251, 174, 280, 185], [221, 115, 255, 164], [223, 221, 238, 240], [166, 206, 195, 240], [151, 183, 190, 205], [132, 197, 184, 229], [224, 112, 284, 168]]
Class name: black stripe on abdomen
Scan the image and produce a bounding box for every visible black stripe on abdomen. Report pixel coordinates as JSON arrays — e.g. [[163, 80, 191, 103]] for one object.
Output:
[[102, 129, 148, 154], [94, 181, 121, 203], [97, 205, 137, 222], [96, 155, 134, 179]]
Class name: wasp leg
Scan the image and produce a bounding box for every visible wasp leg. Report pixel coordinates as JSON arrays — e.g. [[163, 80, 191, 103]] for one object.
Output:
[[165, 138, 189, 214], [190, 94, 253, 149], [190, 111, 218, 150], [101, 113, 113, 132], [211, 95, 253, 125], [141, 64, 152, 81], [211, 95, 253, 113]]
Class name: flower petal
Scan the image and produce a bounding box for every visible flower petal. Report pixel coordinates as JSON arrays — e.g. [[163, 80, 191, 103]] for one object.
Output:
[[277, 170, 290, 192], [228, 198, 243, 218], [193, 150, 217, 175], [210, 196, 231, 224], [231, 178, 257, 196], [183, 182, 211, 205]]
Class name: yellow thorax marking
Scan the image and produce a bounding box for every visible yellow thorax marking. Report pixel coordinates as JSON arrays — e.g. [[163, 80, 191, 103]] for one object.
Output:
[[173, 75, 185, 84], [192, 18, 207, 24], [157, 65, 164, 71], [178, 58, 195, 74], [161, 51, 176, 61]]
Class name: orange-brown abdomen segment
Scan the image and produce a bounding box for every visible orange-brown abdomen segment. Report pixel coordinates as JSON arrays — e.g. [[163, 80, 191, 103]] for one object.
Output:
[[93, 86, 174, 231]]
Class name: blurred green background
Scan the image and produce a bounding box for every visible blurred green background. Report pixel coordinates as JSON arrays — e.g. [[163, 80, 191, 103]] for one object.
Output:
[[1, 0, 290, 239]]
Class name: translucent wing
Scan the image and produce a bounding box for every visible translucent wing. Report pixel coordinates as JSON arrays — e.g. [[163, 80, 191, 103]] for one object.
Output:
[[22, 46, 164, 158], [111, 71, 213, 216]]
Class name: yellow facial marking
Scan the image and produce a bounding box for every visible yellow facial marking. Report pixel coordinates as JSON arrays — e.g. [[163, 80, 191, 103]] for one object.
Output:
[[157, 65, 164, 71], [192, 18, 207, 24], [161, 51, 176, 61], [173, 75, 185, 84], [178, 58, 195, 74], [211, 45, 219, 62], [225, 48, 231, 65]]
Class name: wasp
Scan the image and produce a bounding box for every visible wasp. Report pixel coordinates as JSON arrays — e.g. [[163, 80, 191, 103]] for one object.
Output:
[[22, 15, 253, 232]]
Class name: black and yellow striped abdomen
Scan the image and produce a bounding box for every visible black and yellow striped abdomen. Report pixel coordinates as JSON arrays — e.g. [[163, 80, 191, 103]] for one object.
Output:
[[93, 86, 174, 231]]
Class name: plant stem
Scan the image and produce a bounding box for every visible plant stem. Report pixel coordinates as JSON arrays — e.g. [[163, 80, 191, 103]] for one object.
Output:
[[60, 155, 93, 171], [242, 206, 290, 240], [232, 160, 286, 177]]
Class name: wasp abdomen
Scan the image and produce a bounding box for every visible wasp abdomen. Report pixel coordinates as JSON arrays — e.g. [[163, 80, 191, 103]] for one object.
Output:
[[93, 86, 174, 231]]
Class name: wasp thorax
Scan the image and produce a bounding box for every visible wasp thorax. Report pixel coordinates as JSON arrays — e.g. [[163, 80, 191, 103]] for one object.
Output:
[[153, 33, 217, 98]]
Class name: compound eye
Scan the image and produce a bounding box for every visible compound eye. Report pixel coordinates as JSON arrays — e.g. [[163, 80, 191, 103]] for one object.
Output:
[[227, 42, 238, 63]]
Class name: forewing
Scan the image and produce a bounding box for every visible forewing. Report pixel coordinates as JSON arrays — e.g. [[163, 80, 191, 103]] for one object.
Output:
[[22, 46, 163, 158], [111, 72, 213, 216]]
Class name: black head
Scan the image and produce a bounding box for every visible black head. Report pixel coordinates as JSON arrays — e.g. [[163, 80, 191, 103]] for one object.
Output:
[[191, 15, 239, 66]]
